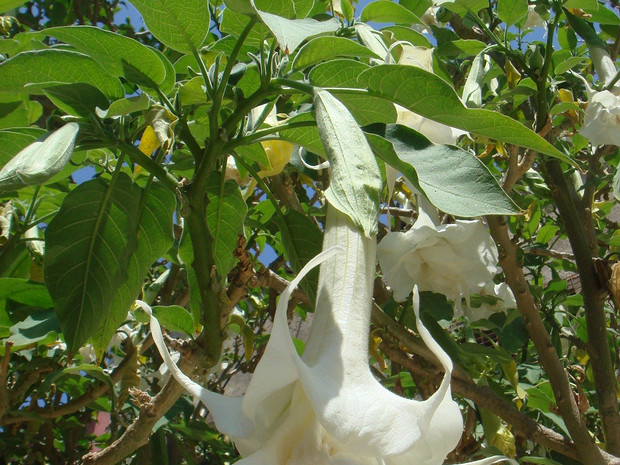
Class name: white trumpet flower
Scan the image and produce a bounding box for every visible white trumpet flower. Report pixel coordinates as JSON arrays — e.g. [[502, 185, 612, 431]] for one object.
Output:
[[140, 207, 514, 465], [377, 209, 499, 307]]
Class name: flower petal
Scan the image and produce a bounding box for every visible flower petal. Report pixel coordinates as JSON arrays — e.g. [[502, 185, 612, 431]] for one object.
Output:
[[137, 300, 254, 439]]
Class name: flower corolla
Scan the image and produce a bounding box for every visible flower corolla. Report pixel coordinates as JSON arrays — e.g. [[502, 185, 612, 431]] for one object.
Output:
[[141, 206, 513, 465], [377, 209, 499, 307], [522, 6, 546, 30], [579, 90, 620, 147]]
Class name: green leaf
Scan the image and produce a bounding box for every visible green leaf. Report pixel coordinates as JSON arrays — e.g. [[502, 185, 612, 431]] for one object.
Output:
[[382, 25, 432, 48], [360, 64, 576, 166], [257, 12, 340, 53], [0, 278, 52, 307], [554, 56, 588, 75], [436, 39, 487, 58], [129, 0, 210, 53], [43, 83, 108, 117], [275, 209, 322, 305], [205, 173, 247, 278], [0, 49, 124, 98], [361, 1, 422, 24], [314, 90, 382, 237], [293, 36, 382, 71], [280, 112, 325, 156], [95, 181, 176, 356], [6, 309, 60, 350], [45, 175, 175, 353], [151, 305, 194, 336], [0, 123, 79, 192], [309, 58, 369, 87], [0, 127, 46, 164], [42, 26, 168, 92], [497, 0, 528, 26], [367, 125, 519, 216], [0, 97, 42, 129], [0, 0, 25, 13], [97, 94, 150, 119]]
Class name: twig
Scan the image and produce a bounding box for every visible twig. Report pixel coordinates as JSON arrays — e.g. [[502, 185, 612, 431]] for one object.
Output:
[[1, 349, 132, 426], [525, 246, 574, 261], [82, 353, 197, 465]]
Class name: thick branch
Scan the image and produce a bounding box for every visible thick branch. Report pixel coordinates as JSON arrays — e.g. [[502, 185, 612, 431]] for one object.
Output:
[[0, 342, 12, 420], [487, 214, 606, 464], [545, 160, 620, 454], [82, 353, 196, 465]]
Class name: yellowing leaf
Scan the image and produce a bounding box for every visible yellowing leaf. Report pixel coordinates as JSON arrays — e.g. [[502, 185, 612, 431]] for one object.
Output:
[[257, 139, 295, 177], [138, 125, 160, 155], [505, 60, 521, 89]]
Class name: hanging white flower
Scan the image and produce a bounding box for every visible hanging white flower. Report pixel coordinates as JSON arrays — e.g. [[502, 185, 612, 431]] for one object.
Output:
[[579, 90, 620, 147], [522, 6, 546, 30], [377, 209, 499, 306], [140, 206, 514, 465]]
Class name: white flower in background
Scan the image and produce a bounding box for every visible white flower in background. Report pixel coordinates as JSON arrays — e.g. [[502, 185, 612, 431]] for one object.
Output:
[[579, 90, 620, 147], [576, 45, 620, 146], [465, 283, 517, 321], [141, 206, 514, 465], [522, 5, 546, 30], [378, 209, 499, 307], [79, 344, 97, 364]]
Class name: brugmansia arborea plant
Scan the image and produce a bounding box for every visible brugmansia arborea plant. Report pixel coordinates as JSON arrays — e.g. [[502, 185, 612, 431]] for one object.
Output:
[[141, 90, 514, 465]]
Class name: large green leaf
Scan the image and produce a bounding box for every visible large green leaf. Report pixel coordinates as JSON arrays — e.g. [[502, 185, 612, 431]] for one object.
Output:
[[129, 0, 210, 53], [205, 173, 247, 278], [293, 36, 382, 71], [275, 209, 322, 305], [0, 123, 79, 192], [0, 49, 124, 98], [42, 26, 170, 92], [367, 125, 519, 217], [314, 90, 382, 237], [0, 0, 25, 13], [359, 64, 575, 166], [497, 0, 528, 26], [0, 278, 52, 308], [361, 1, 423, 25], [44, 174, 175, 353], [42, 83, 108, 117], [280, 113, 325, 157], [309, 60, 396, 125], [94, 181, 176, 355]]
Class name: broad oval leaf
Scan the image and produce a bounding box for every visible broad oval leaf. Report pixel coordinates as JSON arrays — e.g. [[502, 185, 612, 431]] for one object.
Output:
[[0, 49, 124, 98], [43, 83, 109, 117], [0, 123, 79, 192], [314, 90, 382, 237], [361, 1, 423, 25], [293, 36, 381, 71], [42, 26, 169, 92], [359, 64, 576, 166], [45, 174, 175, 353], [129, 0, 210, 53], [368, 124, 519, 217]]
